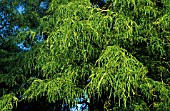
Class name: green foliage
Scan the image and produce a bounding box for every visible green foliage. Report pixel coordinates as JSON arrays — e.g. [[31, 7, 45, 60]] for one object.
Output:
[[87, 45, 148, 107], [0, 0, 170, 110], [0, 93, 18, 111]]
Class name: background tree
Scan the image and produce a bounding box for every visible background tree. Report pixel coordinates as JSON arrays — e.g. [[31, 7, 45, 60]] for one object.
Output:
[[0, 0, 50, 52], [0, 0, 170, 110]]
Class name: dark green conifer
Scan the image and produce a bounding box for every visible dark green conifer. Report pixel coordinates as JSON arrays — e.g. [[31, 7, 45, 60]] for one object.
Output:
[[0, 0, 170, 110]]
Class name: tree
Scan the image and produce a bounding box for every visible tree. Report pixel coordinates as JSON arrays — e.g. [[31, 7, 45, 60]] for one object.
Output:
[[0, 0, 50, 52], [0, 0, 170, 110]]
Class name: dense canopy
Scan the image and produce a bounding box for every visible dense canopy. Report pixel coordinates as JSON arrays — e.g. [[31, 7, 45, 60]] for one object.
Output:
[[0, 0, 170, 110]]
